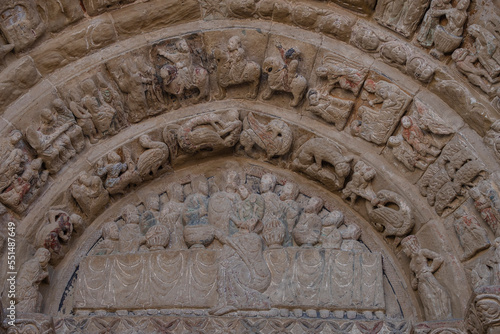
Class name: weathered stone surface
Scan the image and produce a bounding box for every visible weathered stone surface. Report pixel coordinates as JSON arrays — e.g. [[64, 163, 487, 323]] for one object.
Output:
[[111, 0, 201, 37], [0, 57, 41, 114], [31, 16, 117, 75]]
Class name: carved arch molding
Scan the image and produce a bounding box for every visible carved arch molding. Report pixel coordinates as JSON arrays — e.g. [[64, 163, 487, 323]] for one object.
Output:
[[1, 0, 500, 333]]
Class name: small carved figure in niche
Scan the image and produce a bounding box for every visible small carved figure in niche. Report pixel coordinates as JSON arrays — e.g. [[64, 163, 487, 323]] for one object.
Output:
[[80, 78, 118, 137], [374, 0, 405, 28], [177, 110, 242, 154], [320, 210, 344, 249], [67, 90, 99, 144], [214, 35, 261, 99], [306, 90, 353, 131], [470, 185, 500, 237], [136, 134, 169, 178], [468, 24, 500, 79], [453, 208, 490, 260], [0, 0, 46, 52], [106, 57, 150, 123], [401, 235, 452, 321], [140, 193, 160, 235], [183, 175, 214, 248], [209, 169, 242, 237], [262, 46, 308, 107], [52, 98, 86, 153], [38, 210, 83, 260], [210, 188, 271, 315], [375, 0, 430, 37], [388, 135, 430, 171], [292, 138, 352, 191], [119, 204, 146, 254], [429, 0, 470, 58], [240, 112, 293, 159], [293, 197, 323, 247], [260, 173, 282, 223], [484, 120, 500, 162], [96, 148, 142, 195], [15, 248, 50, 314], [280, 182, 300, 247], [417, 0, 452, 47], [92, 221, 119, 255], [160, 182, 187, 249], [368, 190, 414, 243], [71, 172, 109, 217], [351, 81, 411, 145], [158, 39, 209, 107], [0, 130, 25, 189], [452, 48, 499, 95], [145, 224, 170, 251], [342, 161, 377, 206]]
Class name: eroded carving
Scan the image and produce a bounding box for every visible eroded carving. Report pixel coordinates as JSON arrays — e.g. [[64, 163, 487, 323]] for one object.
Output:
[[453, 208, 490, 261], [136, 134, 170, 179], [484, 120, 500, 161], [470, 181, 500, 237], [96, 148, 142, 195], [342, 161, 376, 206], [418, 135, 487, 215], [374, 0, 429, 37], [70, 171, 110, 218]]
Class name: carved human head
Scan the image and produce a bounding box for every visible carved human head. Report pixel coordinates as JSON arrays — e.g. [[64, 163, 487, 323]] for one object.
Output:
[[122, 204, 140, 225], [260, 173, 277, 193], [469, 187, 481, 200], [407, 57, 434, 83], [451, 48, 468, 62], [9, 130, 22, 145], [322, 210, 344, 227], [401, 235, 420, 257], [166, 182, 184, 202], [81, 78, 97, 95], [305, 197, 324, 214], [176, 39, 189, 53], [335, 161, 351, 178], [457, 0, 470, 10], [467, 24, 481, 38], [225, 170, 240, 193], [107, 151, 121, 164], [401, 116, 413, 129], [307, 90, 319, 106], [453, 208, 465, 219], [145, 193, 160, 212], [280, 182, 299, 201], [52, 98, 66, 113], [191, 175, 208, 196], [388, 135, 403, 147], [30, 158, 43, 170], [354, 26, 380, 51], [102, 221, 119, 241], [40, 108, 55, 125], [228, 36, 241, 51], [381, 42, 407, 65], [35, 248, 51, 267], [238, 185, 250, 200]]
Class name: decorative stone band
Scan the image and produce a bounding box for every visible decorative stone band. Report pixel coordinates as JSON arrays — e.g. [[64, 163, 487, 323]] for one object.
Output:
[[74, 248, 384, 314], [465, 285, 500, 334]]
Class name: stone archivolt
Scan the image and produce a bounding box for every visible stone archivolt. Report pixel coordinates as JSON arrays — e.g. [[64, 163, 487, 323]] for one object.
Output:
[[1, 0, 500, 333]]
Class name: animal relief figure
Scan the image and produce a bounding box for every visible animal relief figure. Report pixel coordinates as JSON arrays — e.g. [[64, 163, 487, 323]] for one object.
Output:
[[158, 39, 209, 108], [177, 110, 242, 154], [136, 134, 169, 179], [214, 35, 261, 99], [401, 235, 452, 321], [418, 135, 487, 216], [240, 112, 293, 159], [351, 80, 412, 145], [306, 56, 367, 130], [262, 45, 308, 107], [292, 138, 352, 191], [367, 190, 414, 244]]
